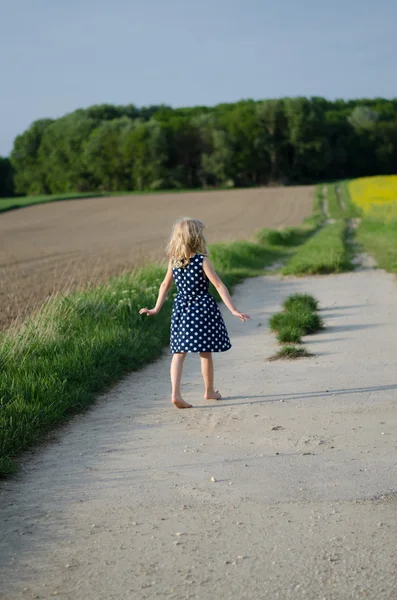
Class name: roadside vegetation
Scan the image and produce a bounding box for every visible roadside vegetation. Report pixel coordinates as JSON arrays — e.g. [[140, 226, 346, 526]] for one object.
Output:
[[0, 208, 319, 475], [348, 175, 397, 272], [282, 220, 352, 275], [268, 293, 322, 360], [269, 345, 312, 361], [0, 192, 104, 213], [281, 181, 359, 275]]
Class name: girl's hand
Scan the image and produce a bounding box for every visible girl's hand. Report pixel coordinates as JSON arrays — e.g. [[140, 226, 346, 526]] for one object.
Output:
[[139, 308, 158, 316], [232, 309, 251, 322]]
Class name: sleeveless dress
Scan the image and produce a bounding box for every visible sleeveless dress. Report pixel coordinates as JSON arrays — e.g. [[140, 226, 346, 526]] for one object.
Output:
[[170, 254, 232, 354]]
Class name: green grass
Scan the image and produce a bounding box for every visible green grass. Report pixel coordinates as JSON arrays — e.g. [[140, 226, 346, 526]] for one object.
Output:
[[269, 307, 323, 337], [326, 183, 345, 219], [0, 192, 105, 213], [268, 345, 312, 361], [0, 216, 321, 475], [0, 265, 173, 475], [339, 181, 397, 274], [282, 293, 319, 312], [324, 181, 360, 220], [276, 325, 303, 344], [336, 181, 361, 219], [269, 292, 322, 347], [282, 219, 352, 275], [356, 219, 397, 272], [279, 183, 357, 276]]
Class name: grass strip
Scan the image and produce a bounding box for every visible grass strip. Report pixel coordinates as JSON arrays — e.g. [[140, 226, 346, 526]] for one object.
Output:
[[0, 219, 319, 475], [356, 219, 397, 272], [281, 219, 352, 275], [268, 345, 312, 361], [0, 192, 107, 213], [326, 183, 345, 219], [341, 181, 397, 273], [336, 181, 361, 219]]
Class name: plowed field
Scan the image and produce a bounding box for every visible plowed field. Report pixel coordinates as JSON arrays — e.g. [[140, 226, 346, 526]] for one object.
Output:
[[0, 186, 313, 328]]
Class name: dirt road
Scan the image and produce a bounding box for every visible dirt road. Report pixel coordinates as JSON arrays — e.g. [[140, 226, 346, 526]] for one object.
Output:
[[0, 186, 313, 328], [1, 267, 397, 599]]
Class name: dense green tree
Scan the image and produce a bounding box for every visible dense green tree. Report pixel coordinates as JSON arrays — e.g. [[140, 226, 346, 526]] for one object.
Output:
[[256, 99, 289, 182], [221, 101, 268, 186], [121, 119, 169, 190], [83, 117, 134, 191], [200, 129, 233, 187], [10, 118, 53, 194], [284, 97, 332, 181], [6, 97, 397, 196], [38, 112, 98, 193]]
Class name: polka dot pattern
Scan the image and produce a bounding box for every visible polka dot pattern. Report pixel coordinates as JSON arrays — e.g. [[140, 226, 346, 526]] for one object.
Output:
[[170, 254, 232, 354]]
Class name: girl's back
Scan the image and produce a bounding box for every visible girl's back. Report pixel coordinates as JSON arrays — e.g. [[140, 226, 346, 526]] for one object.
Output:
[[172, 254, 209, 298]]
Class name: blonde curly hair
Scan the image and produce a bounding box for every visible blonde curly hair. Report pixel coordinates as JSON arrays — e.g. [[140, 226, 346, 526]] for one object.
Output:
[[167, 217, 208, 268]]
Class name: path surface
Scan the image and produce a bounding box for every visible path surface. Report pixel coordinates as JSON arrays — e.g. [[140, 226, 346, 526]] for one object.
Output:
[[1, 269, 397, 599], [0, 186, 313, 329]]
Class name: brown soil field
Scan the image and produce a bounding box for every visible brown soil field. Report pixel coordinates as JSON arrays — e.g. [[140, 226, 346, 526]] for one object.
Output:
[[0, 186, 313, 329]]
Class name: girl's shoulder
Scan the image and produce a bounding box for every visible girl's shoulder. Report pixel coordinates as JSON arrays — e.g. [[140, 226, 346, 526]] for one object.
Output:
[[194, 253, 207, 265]]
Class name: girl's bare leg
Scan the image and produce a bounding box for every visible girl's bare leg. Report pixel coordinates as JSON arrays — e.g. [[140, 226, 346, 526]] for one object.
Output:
[[200, 352, 222, 400], [170, 353, 192, 408]]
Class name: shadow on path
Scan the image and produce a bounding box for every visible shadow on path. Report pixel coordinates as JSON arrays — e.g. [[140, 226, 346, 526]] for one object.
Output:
[[195, 383, 397, 409]]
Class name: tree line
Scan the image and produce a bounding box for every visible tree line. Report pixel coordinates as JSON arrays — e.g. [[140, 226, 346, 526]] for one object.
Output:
[[2, 97, 397, 197]]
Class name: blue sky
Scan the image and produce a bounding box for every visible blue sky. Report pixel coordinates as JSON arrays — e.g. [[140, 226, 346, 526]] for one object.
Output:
[[1, 0, 396, 156]]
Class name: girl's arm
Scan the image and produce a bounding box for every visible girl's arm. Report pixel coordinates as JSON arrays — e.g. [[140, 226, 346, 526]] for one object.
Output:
[[203, 258, 251, 322], [139, 263, 174, 316]]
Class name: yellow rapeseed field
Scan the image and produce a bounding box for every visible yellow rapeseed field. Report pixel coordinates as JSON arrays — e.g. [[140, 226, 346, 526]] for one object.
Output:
[[349, 175, 397, 221]]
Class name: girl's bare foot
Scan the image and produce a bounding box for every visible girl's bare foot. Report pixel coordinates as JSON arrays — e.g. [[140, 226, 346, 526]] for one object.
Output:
[[204, 389, 222, 400], [172, 396, 192, 409]]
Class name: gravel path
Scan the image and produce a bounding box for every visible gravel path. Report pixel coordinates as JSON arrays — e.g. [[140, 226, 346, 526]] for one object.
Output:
[[1, 269, 397, 599]]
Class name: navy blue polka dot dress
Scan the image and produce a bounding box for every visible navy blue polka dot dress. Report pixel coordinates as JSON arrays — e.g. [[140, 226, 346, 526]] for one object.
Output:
[[171, 254, 232, 354]]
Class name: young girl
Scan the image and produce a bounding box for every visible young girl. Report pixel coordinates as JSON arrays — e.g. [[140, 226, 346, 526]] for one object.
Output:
[[139, 218, 250, 409]]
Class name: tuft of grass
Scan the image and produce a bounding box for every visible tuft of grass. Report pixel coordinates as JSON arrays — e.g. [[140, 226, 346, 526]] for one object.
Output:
[[268, 345, 312, 361], [282, 293, 319, 313], [276, 325, 302, 344], [269, 307, 323, 337], [282, 220, 352, 275], [269, 311, 288, 332], [289, 308, 323, 334], [269, 291, 323, 357]]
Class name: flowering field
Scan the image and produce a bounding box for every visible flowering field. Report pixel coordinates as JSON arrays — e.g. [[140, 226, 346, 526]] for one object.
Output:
[[349, 176, 397, 221]]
